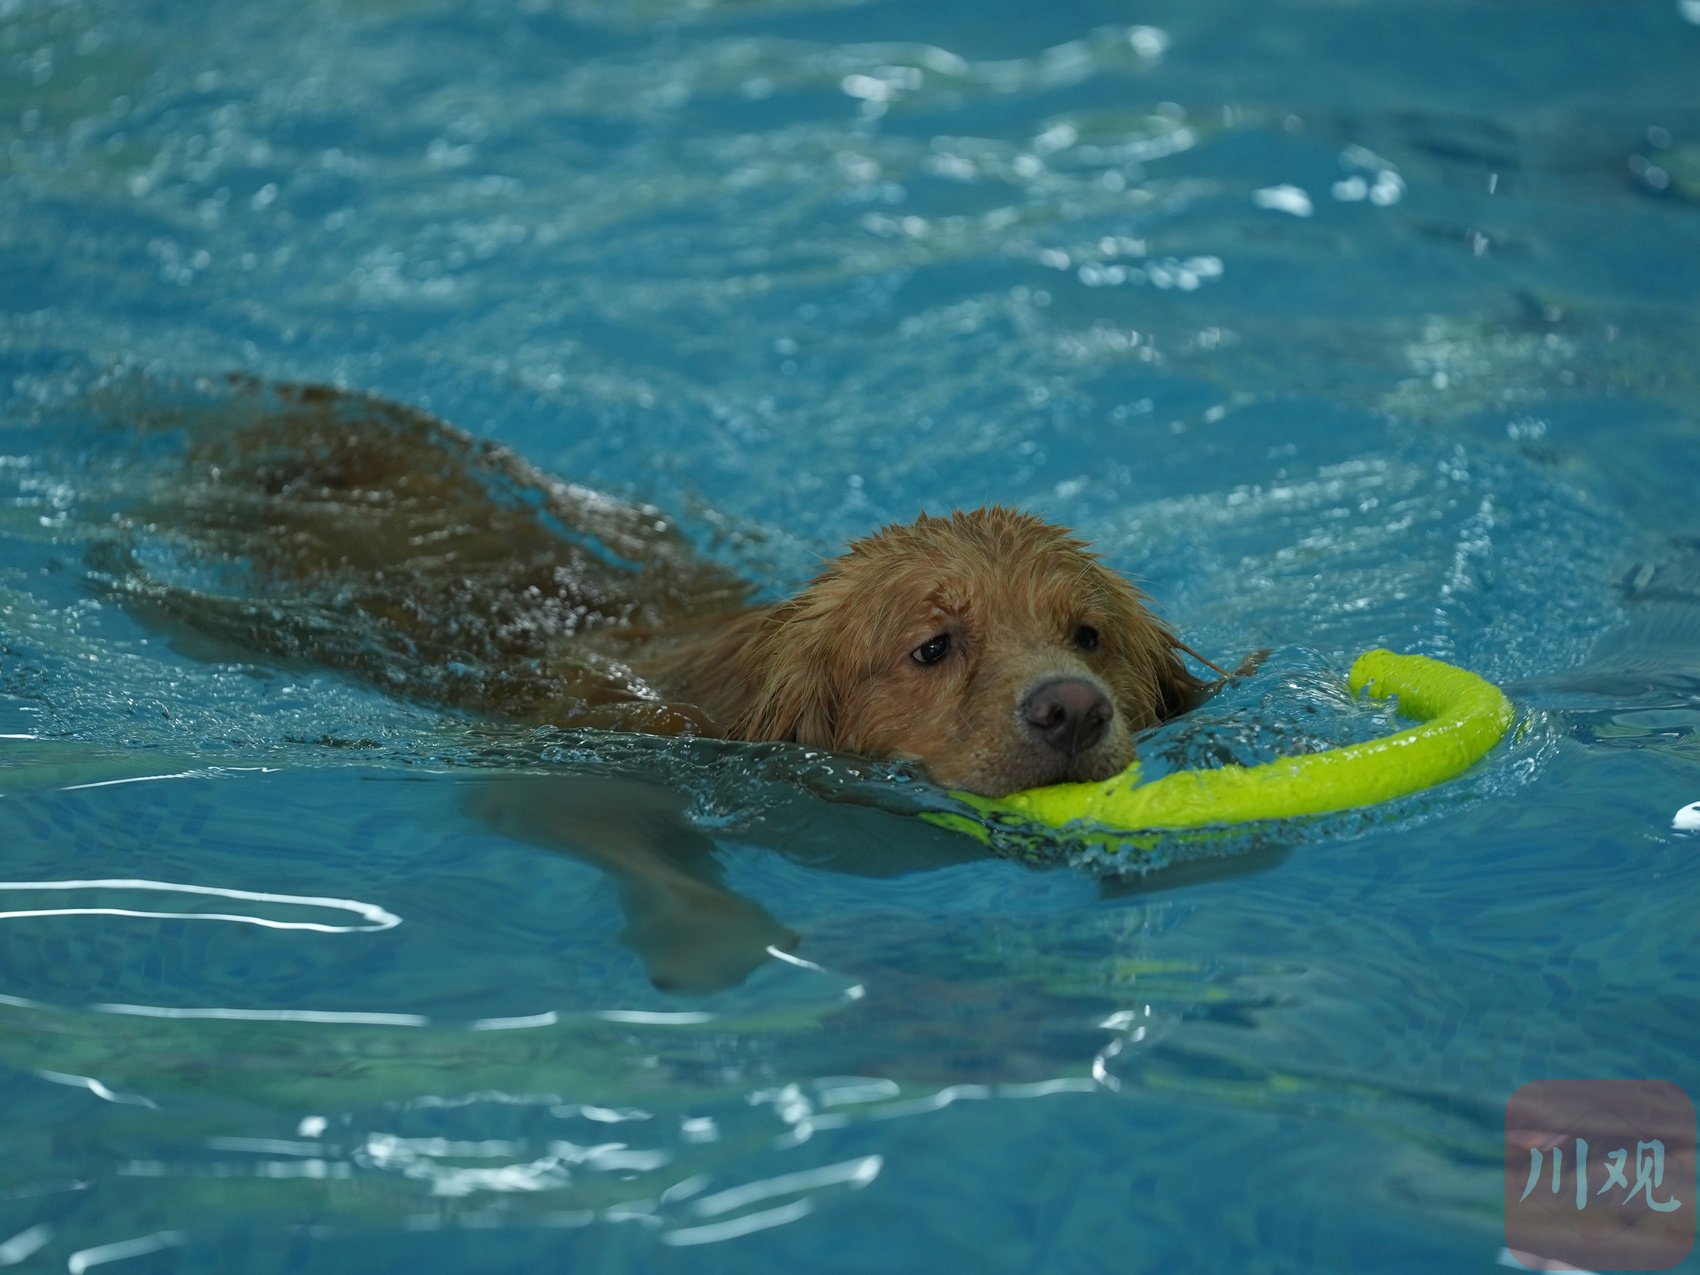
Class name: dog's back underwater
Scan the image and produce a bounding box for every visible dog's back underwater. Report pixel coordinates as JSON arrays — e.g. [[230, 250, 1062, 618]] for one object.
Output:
[[91, 376, 752, 736]]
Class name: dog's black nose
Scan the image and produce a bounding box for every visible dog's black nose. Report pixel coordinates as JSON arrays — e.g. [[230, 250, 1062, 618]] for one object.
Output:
[[1021, 677, 1113, 756]]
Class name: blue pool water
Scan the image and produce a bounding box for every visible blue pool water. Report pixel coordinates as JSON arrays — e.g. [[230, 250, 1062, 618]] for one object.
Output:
[[4, 0, 1700, 1270]]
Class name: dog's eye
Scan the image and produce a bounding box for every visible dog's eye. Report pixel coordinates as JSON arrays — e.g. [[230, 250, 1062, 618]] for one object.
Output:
[[911, 633, 951, 666], [1073, 624, 1101, 652]]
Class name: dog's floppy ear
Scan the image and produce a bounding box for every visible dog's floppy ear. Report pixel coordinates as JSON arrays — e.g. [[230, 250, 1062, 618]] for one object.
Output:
[[729, 599, 844, 747], [635, 597, 848, 746], [1097, 567, 1213, 728], [1151, 634, 1213, 719]]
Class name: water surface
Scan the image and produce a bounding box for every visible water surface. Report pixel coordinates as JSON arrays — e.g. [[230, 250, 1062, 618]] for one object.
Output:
[[3, 0, 1699, 1270]]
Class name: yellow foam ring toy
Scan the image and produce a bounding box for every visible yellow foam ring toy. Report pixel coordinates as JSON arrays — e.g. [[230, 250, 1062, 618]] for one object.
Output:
[[934, 649, 1513, 843]]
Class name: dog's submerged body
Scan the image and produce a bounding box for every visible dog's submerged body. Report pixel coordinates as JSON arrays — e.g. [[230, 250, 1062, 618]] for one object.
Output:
[[108, 379, 1212, 797], [93, 377, 1222, 988]]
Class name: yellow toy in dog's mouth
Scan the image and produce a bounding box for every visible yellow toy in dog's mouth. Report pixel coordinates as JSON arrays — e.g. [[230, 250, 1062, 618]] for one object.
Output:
[[937, 649, 1513, 842]]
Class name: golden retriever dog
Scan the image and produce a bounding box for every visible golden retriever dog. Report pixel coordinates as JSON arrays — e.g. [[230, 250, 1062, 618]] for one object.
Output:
[[108, 377, 1217, 797], [98, 377, 1221, 987]]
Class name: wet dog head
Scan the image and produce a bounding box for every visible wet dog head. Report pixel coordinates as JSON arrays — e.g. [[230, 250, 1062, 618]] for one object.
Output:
[[722, 507, 1207, 795]]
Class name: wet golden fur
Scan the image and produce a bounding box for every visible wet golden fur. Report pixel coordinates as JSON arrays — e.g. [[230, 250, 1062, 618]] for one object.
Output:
[[105, 380, 1211, 797]]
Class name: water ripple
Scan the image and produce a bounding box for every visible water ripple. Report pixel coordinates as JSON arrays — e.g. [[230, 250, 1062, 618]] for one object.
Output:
[[0, 878, 400, 933]]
